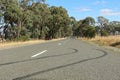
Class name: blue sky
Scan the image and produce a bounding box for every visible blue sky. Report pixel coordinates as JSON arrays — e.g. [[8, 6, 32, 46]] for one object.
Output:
[[45, 0, 120, 21]]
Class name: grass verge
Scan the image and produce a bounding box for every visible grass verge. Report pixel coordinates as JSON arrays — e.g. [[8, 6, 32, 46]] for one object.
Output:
[[80, 35, 120, 48]]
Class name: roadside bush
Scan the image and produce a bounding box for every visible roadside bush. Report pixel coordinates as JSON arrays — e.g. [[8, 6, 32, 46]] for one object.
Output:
[[101, 29, 109, 36], [31, 29, 40, 39], [15, 36, 30, 41], [84, 26, 96, 38]]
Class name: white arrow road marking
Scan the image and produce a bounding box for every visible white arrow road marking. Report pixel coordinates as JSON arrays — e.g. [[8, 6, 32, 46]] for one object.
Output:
[[31, 50, 47, 58]]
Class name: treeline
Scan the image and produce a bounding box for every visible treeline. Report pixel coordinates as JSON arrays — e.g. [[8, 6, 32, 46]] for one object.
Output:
[[72, 16, 120, 38], [0, 0, 72, 41], [0, 0, 120, 41]]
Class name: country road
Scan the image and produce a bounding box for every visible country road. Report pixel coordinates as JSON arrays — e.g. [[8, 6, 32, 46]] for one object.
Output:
[[0, 38, 120, 80]]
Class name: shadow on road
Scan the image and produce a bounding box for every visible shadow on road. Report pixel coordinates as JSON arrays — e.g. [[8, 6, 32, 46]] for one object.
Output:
[[0, 48, 78, 67], [13, 49, 108, 80]]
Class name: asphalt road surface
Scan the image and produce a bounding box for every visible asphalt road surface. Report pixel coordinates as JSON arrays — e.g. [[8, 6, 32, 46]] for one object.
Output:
[[0, 38, 120, 80]]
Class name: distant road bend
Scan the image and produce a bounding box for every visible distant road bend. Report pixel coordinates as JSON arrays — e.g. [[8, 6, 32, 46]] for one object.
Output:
[[0, 38, 120, 80]]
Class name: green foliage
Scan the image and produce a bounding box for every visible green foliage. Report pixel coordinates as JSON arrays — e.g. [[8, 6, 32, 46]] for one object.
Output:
[[15, 36, 30, 41], [84, 26, 96, 38], [82, 17, 95, 26], [14, 28, 30, 41], [73, 17, 96, 38], [101, 29, 109, 36], [31, 28, 40, 39], [0, 12, 2, 17], [1, 0, 72, 41], [95, 16, 120, 36], [46, 6, 71, 39], [4, 2, 22, 23]]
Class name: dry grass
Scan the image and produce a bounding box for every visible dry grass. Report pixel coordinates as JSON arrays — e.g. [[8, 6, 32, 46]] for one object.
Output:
[[0, 38, 65, 49], [80, 35, 120, 48]]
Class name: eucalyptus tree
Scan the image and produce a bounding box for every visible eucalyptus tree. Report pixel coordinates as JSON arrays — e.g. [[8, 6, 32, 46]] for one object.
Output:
[[69, 16, 77, 36], [109, 21, 120, 35], [0, 0, 73, 41], [97, 16, 109, 28], [97, 16, 109, 36], [30, 2, 50, 39], [47, 6, 70, 39], [74, 17, 96, 38], [82, 17, 95, 26], [1, 0, 23, 39]]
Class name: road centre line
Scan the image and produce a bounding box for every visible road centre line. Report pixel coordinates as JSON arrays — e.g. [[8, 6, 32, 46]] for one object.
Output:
[[31, 50, 47, 58]]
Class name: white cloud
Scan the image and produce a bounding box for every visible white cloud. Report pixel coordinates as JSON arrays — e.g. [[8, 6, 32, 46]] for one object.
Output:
[[74, 7, 92, 12], [93, 1, 100, 5], [93, 0, 106, 5], [101, 0, 106, 4], [79, 7, 91, 12], [80, 8, 91, 12], [100, 9, 120, 16]]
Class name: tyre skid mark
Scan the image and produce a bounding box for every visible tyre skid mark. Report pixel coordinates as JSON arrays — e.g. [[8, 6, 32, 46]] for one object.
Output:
[[13, 49, 107, 80], [0, 48, 78, 67]]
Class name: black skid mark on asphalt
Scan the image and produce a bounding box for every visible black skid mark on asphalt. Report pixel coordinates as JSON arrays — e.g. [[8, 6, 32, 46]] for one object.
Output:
[[15, 78, 48, 80], [0, 48, 78, 67], [13, 49, 107, 80]]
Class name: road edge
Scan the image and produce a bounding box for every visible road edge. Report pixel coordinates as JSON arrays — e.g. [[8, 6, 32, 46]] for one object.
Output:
[[0, 38, 66, 50]]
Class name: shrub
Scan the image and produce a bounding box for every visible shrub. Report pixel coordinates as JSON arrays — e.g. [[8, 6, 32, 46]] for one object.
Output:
[[101, 29, 109, 36], [84, 26, 96, 38]]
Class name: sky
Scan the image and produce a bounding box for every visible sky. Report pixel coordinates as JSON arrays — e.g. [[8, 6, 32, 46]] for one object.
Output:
[[45, 0, 120, 21]]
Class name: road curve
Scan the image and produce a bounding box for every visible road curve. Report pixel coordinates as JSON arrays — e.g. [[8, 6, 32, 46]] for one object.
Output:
[[0, 38, 120, 80]]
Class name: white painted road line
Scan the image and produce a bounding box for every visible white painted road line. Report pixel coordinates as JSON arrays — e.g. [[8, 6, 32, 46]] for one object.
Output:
[[31, 50, 47, 58]]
